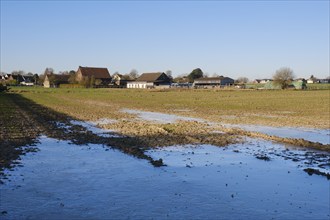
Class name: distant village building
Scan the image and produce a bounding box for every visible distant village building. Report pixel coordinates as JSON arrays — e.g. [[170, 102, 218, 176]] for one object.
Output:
[[43, 74, 70, 88], [20, 75, 35, 86], [254, 79, 273, 84], [127, 72, 172, 89], [2, 74, 35, 86], [111, 73, 133, 88], [307, 78, 318, 84], [307, 75, 329, 84], [319, 78, 330, 84], [193, 76, 234, 88], [76, 66, 111, 85], [4, 74, 14, 81]]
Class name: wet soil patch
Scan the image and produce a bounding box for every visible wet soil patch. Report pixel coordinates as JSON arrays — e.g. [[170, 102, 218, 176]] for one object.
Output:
[[255, 154, 271, 161], [1, 92, 329, 182], [304, 168, 330, 180], [0, 93, 166, 178]]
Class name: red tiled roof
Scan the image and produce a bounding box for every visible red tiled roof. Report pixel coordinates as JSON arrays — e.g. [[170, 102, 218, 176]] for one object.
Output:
[[78, 66, 111, 79]]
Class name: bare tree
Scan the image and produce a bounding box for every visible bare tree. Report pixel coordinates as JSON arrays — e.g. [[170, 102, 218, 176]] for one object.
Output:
[[273, 67, 295, 89], [236, 77, 249, 84], [165, 70, 172, 76], [129, 69, 139, 79], [59, 71, 69, 75], [11, 70, 26, 75], [203, 72, 209, 78], [43, 68, 54, 75], [165, 70, 173, 81]]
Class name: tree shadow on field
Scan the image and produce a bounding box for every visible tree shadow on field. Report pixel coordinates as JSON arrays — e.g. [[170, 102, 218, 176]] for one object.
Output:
[[0, 93, 167, 180]]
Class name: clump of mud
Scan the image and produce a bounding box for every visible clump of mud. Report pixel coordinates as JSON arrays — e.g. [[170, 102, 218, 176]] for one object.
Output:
[[303, 168, 330, 180], [102, 120, 242, 148], [255, 154, 271, 161]]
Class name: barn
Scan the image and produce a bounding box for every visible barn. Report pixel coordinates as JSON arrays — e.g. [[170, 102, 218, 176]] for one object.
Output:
[[43, 74, 70, 88], [76, 66, 111, 86], [193, 76, 234, 88], [127, 72, 172, 89]]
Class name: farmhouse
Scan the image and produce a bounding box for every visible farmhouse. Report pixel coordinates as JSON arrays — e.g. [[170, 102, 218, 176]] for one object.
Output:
[[2, 74, 35, 85], [76, 66, 111, 85], [307, 78, 318, 84], [43, 74, 70, 88], [307, 76, 329, 84], [193, 76, 234, 88], [20, 75, 35, 86], [111, 73, 133, 88], [127, 72, 172, 89]]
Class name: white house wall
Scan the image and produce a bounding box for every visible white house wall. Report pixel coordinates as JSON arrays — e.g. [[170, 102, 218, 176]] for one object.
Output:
[[127, 82, 147, 88]]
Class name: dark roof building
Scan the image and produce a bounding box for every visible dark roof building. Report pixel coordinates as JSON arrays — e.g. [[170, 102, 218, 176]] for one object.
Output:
[[136, 72, 170, 82], [44, 74, 70, 88], [127, 72, 172, 88], [193, 76, 234, 88]]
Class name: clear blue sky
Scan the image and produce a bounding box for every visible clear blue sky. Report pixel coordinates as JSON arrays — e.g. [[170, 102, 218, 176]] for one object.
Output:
[[1, 1, 329, 79]]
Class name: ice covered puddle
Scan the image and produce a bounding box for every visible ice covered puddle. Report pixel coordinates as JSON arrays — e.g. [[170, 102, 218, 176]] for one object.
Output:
[[122, 109, 205, 123], [1, 137, 329, 220], [70, 119, 120, 138], [227, 124, 330, 145]]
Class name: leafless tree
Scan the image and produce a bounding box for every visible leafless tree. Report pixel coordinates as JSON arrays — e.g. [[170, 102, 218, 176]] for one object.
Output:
[[129, 69, 139, 79], [43, 68, 54, 75], [165, 70, 174, 81], [236, 77, 249, 84], [11, 70, 25, 75], [273, 67, 295, 89], [203, 72, 209, 78]]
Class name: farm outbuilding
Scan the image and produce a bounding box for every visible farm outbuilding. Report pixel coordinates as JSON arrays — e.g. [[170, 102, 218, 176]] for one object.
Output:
[[43, 74, 70, 88], [193, 76, 234, 88], [127, 72, 172, 89]]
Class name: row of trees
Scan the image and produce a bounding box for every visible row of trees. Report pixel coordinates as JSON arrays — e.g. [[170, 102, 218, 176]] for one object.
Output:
[[172, 68, 249, 84]]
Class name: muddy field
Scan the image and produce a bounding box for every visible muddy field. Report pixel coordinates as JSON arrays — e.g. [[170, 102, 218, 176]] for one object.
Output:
[[0, 90, 329, 219]]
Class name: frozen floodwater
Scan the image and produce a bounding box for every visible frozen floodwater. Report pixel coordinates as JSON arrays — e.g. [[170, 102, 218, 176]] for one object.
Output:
[[70, 120, 121, 138], [122, 109, 205, 123], [226, 124, 330, 145], [1, 136, 329, 220]]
